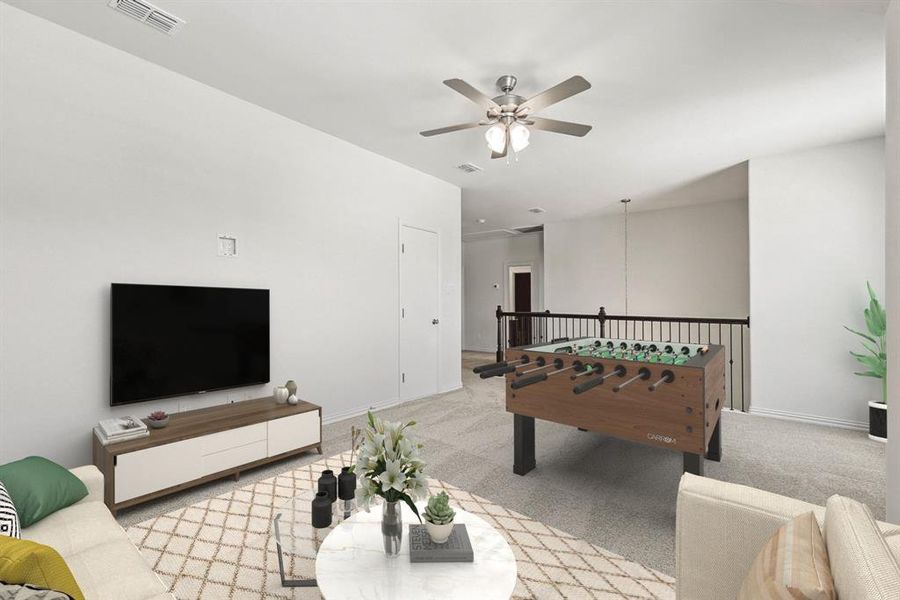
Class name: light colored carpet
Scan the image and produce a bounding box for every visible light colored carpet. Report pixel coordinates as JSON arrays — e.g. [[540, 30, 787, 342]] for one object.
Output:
[[126, 451, 676, 599], [118, 351, 886, 576]]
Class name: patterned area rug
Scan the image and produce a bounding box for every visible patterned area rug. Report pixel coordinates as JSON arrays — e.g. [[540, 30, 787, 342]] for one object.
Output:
[[126, 452, 675, 599]]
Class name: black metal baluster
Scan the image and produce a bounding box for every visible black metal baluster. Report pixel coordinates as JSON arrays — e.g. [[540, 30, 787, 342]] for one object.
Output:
[[740, 325, 746, 412], [729, 325, 735, 411]]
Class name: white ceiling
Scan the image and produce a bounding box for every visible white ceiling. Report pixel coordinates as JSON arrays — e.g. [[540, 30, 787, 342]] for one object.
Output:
[[7, 0, 886, 234]]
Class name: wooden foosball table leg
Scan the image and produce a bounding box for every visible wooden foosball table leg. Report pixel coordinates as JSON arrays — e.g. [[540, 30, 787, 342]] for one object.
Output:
[[514, 414, 536, 475], [683, 453, 704, 476], [706, 421, 722, 463]]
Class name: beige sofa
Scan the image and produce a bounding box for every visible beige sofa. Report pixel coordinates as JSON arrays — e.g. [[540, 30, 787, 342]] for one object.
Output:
[[19, 466, 173, 600], [676, 473, 900, 599]]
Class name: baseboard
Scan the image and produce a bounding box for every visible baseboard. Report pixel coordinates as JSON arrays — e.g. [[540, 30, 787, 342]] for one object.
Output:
[[749, 406, 867, 431], [463, 347, 496, 354], [321, 384, 463, 426], [322, 396, 403, 425]]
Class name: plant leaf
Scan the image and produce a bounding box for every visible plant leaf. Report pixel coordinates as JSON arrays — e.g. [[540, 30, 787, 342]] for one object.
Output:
[[844, 325, 878, 345], [855, 370, 884, 378], [400, 492, 422, 523]]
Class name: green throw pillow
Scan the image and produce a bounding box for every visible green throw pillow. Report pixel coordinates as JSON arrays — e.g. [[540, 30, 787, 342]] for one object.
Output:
[[0, 457, 87, 528]]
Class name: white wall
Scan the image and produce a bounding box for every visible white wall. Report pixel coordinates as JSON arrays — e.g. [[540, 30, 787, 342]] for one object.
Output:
[[543, 199, 749, 318], [0, 5, 461, 467], [463, 233, 543, 352], [885, 0, 900, 523], [749, 137, 885, 428]]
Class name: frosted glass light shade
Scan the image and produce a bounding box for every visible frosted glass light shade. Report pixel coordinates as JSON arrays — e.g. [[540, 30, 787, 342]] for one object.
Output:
[[485, 123, 507, 153], [509, 122, 530, 153]]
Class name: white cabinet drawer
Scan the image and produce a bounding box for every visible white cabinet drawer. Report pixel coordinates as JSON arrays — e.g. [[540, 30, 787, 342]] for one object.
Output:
[[200, 440, 267, 476], [268, 411, 320, 457], [115, 438, 201, 503], [200, 423, 266, 456]]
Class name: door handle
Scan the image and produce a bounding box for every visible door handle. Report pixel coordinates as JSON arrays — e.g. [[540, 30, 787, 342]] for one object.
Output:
[[432, 319, 439, 325]]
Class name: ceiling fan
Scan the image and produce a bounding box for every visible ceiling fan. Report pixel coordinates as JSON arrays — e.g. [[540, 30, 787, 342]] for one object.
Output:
[[420, 75, 592, 159]]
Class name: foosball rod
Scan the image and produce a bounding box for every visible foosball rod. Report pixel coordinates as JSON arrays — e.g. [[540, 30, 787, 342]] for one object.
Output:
[[516, 357, 557, 376], [612, 367, 651, 392], [648, 369, 675, 391], [478, 356, 531, 379], [511, 359, 574, 389], [573, 365, 626, 394], [571, 363, 603, 379], [472, 355, 529, 374]]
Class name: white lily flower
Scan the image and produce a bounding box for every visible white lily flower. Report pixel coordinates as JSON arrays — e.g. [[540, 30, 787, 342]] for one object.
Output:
[[378, 458, 405, 493]]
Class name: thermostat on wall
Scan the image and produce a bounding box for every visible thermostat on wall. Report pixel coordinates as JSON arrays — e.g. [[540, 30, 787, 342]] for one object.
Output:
[[217, 234, 237, 257]]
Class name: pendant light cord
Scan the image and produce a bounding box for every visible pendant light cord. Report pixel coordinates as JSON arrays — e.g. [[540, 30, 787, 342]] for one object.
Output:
[[621, 198, 631, 315]]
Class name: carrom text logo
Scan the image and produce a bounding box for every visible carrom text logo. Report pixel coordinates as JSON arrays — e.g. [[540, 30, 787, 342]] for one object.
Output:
[[647, 432, 676, 445]]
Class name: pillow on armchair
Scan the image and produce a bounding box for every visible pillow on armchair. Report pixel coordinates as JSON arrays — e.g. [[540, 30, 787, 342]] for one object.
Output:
[[0, 458, 87, 529], [738, 510, 835, 600]]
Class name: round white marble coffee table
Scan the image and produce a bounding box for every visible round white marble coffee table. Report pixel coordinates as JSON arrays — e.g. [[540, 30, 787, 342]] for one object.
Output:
[[315, 501, 517, 600]]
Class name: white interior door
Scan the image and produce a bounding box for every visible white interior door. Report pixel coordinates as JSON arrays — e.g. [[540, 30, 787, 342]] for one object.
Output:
[[400, 225, 439, 401]]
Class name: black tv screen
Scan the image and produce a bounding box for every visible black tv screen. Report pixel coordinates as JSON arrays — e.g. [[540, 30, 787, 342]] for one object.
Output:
[[111, 283, 270, 406]]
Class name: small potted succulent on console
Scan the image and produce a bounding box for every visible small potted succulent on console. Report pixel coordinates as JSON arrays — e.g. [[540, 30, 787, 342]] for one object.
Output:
[[147, 410, 169, 429], [423, 491, 456, 544]]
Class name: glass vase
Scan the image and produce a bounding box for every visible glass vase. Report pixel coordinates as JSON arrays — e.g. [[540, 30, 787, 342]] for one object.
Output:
[[381, 500, 402, 557]]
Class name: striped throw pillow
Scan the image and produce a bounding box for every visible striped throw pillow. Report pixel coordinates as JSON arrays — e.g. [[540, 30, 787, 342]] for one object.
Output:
[[738, 511, 835, 600], [0, 482, 19, 539]]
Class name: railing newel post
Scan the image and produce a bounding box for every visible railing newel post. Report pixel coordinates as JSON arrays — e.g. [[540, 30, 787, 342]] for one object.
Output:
[[495, 304, 503, 362]]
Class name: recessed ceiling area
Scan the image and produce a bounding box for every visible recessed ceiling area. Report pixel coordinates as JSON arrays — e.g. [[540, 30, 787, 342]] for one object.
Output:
[[7, 0, 886, 233]]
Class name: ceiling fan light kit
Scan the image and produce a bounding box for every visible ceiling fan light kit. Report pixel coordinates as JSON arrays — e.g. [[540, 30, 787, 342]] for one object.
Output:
[[421, 74, 593, 160]]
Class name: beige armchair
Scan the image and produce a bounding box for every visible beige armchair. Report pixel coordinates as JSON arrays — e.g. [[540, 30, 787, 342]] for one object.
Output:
[[675, 473, 900, 599]]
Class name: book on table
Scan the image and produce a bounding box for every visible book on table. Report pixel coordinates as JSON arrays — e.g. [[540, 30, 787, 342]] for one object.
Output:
[[95, 416, 149, 445], [408, 524, 474, 563], [98, 416, 148, 438]]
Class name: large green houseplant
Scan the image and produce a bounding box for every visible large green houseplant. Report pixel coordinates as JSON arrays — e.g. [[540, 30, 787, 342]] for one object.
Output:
[[845, 282, 887, 441]]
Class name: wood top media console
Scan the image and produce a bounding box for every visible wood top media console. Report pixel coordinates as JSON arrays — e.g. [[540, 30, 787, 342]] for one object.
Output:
[[93, 397, 322, 515]]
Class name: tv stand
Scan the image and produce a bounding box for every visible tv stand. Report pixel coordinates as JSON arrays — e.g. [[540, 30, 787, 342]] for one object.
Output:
[[92, 397, 322, 516]]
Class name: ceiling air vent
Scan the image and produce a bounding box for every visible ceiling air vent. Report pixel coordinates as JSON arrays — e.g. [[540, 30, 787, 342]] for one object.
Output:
[[108, 0, 185, 35], [456, 163, 482, 174], [528, 207, 546, 214]]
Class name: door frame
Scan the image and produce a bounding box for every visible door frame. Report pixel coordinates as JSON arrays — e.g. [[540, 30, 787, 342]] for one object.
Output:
[[398, 220, 442, 401], [504, 261, 539, 312]]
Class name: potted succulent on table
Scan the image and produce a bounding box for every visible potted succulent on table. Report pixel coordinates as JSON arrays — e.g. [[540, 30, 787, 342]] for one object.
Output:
[[423, 491, 456, 544], [845, 282, 887, 442]]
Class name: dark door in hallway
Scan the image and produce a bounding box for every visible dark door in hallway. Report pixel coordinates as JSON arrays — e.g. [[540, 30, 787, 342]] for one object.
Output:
[[509, 269, 532, 346]]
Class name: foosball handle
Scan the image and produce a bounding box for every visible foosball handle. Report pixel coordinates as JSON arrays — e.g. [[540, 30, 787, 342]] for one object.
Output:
[[573, 374, 607, 395], [648, 370, 676, 391], [479, 364, 517, 378], [511, 373, 548, 390]]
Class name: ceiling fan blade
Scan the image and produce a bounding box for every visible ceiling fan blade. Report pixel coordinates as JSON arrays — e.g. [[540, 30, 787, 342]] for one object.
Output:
[[528, 117, 593, 137], [516, 76, 591, 115], [443, 79, 500, 111], [419, 122, 484, 137]]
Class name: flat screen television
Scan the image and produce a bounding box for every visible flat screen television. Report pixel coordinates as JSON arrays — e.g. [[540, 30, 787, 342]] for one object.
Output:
[[111, 283, 270, 406]]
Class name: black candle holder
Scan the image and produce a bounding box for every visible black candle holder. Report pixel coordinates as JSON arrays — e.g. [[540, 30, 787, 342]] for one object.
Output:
[[311, 491, 332, 528], [318, 469, 337, 502]]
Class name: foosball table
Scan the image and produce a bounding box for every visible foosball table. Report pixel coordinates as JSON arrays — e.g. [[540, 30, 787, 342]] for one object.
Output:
[[473, 337, 725, 476]]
